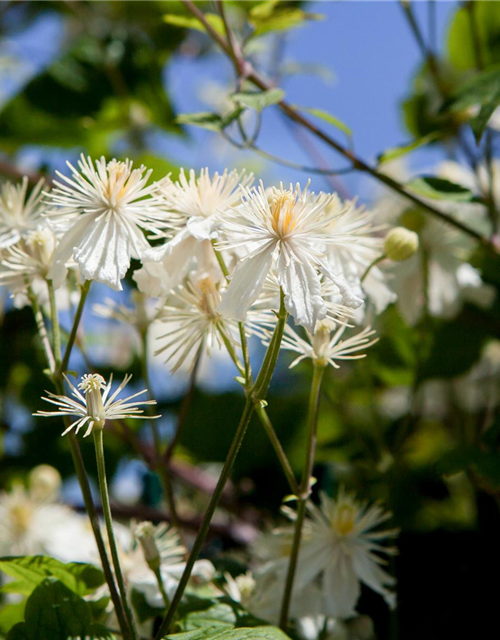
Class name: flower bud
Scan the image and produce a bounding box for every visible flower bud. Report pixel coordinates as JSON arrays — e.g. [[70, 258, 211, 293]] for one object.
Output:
[[29, 464, 61, 501], [134, 521, 160, 570], [384, 227, 419, 261]]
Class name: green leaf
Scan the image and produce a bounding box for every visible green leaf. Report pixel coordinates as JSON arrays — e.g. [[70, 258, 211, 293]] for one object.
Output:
[[176, 596, 264, 633], [6, 578, 114, 640], [443, 65, 500, 142], [165, 626, 291, 640], [0, 555, 104, 597], [232, 89, 285, 112], [447, 2, 500, 72], [176, 108, 243, 132], [163, 13, 225, 37], [291, 105, 352, 136], [0, 602, 26, 635], [406, 176, 477, 202], [377, 133, 439, 164], [248, 3, 324, 37]]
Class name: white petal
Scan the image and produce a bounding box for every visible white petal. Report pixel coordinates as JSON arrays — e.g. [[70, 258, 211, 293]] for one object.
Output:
[[217, 244, 274, 321], [74, 213, 131, 290], [322, 552, 360, 619], [351, 548, 396, 607], [186, 216, 215, 241], [278, 249, 326, 333], [48, 216, 94, 288], [320, 259, 364, 309]]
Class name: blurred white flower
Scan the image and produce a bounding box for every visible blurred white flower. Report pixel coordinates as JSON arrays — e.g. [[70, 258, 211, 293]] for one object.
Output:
[[280, 320, 378, 369], [0, 177, 46, 248], [289, 490, 398, 618], [0, 471, 96, 562], [217, 182, 363, 332], [136, 168, 251, 296], [47, 156, 164, 291], [121, 522, 215, 609], [377, 160, 495, 324], [34, 373, 159, 437], [324, 197, 396, 315]]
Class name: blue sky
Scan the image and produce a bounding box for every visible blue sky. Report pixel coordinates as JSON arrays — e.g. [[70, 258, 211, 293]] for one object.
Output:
[[161, 1, 458, 199]]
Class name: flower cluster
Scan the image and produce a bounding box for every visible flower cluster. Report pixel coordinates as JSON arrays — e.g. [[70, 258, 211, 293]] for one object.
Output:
[[0, 157, 395, 373]]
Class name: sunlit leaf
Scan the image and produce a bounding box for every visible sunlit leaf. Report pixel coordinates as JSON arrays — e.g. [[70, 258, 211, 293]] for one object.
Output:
[[232, 89, 285, 112]]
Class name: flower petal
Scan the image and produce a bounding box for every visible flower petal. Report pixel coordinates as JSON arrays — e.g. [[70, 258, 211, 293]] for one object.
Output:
[[217, 244, 274, 321], [278, 248, 326, 333]]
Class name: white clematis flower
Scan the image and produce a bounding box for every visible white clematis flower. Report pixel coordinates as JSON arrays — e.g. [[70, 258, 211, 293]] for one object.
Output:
[[135, 167, 252, 296], [290, 490, 398, 618], [47, 155, 165, 291], [0, 177, 46, 248], [281, 320, 378, 369], [34, 373, 160, 437], [217, 182, 363, 333]]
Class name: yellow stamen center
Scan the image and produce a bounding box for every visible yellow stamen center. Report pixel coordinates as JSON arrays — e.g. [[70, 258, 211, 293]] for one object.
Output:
[[334, 504, 357, 536], [270, 190, 297, 237]]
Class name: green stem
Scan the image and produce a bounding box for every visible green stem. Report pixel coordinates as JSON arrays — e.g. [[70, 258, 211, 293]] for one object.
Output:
[[360, 254, 385, 283], [66, 429, 132, 640], [35, 282, 130, 638], [153, 566, 170, 609], [27, 287, 55, 373], [93, 427, 139, 640], [139, 329, 184, 538], [218, 318, 298, 493], [254, 403, 299, 495], [60, 280, 91, 374], [279, 363, 325, 630], [154, 292, 288, 639], [47, 279, 61, 367]]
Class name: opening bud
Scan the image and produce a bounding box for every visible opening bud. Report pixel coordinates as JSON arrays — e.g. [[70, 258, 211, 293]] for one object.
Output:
[[134, 521, 161, 570]]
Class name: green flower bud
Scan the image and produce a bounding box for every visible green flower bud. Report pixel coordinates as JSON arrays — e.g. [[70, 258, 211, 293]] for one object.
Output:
[[384, 227, 419, 261]]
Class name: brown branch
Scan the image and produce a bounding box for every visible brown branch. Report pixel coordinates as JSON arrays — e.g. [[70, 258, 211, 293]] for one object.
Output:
[[181, 0, 493, 249]]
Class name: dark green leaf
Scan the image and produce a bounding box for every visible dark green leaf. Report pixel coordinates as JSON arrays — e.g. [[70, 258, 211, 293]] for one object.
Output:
[[6, 578, 113, 640], [0, 602, 26, 635], [406, 176, 477, 202], [131, 588, 164, 623]]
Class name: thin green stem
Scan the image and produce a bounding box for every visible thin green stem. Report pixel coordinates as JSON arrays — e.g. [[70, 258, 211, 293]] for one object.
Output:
[[279, 363, 325, 630], [60, 280, 91, 374], [153, 566, 170, 609], [155, 292, 288, 639], [254, 403, 299, 495], [360, 254, 385, 283], [27, 287, 55, 373], [66, 429, 132, 640], [35, 282, 130, 638], [155, 397, 254, 639], [47, 279, 61, 367], [93, 427, 139, 640]]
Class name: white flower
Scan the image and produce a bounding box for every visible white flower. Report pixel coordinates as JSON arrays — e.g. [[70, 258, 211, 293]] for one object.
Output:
[[155, 275, 239, 373], [0, 479, 96, 561], [47, 155, 165, 291], [217, 182, 363, 333], [290, 490, 398, 618], [323, 197, 396, 316], [34, 373, 160, 437], [0, 177, 46, 248], [281, 320, 378, 369], [136, 168, 251, 297], [0, 225, 57, 292], [122, 522, 215, 609], [93, 290, 160, 335]]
